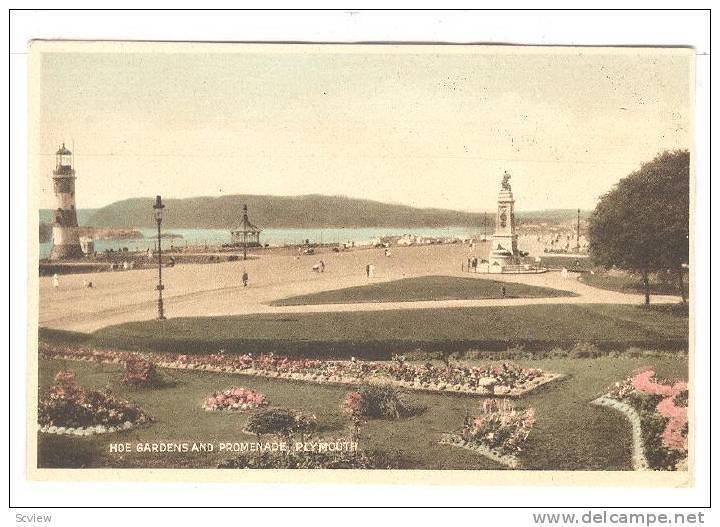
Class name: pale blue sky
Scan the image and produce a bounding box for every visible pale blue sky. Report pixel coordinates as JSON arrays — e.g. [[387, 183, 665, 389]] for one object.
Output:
[[34, 45, 692, 211]]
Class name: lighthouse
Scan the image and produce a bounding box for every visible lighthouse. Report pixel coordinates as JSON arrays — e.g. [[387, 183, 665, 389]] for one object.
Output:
[[49, 143, 83, 260]]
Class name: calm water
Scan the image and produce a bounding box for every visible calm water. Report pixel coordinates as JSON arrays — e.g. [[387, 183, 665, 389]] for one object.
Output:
[[39, 226, 479, 259]]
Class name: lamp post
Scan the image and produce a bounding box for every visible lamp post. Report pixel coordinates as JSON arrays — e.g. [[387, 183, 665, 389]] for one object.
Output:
[[153, 195, 166, 320], [576, 208, 581, 253]]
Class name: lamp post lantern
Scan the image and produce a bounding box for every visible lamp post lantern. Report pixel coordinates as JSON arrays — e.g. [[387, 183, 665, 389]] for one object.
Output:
[[153, 195, 166, 320]]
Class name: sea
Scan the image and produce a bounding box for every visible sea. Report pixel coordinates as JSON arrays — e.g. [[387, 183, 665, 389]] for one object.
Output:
[[38, 226, 480, 259]]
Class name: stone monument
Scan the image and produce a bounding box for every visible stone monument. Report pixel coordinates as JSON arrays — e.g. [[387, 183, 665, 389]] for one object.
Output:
[[489, 171, 519, 270]]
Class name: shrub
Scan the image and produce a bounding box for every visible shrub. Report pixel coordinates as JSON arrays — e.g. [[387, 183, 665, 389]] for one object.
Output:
[[604, 370, 688, 470], [203, 387, 267, 411], [641, 413, 686, 470], [460, 399, 536, 456], [341, 385, 424, 420], [674, 389, 688, 407], [625, 346, 644, 358], [245, 409, 316, 438], [570, 342, 602, 358], [122, 356, 163, 388], [39, 370, 151, 429]]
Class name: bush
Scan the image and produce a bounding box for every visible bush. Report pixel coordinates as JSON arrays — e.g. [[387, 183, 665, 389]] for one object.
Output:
[[570, 342, 602, 358], [641, 413, 686, 471], [605, 370, 688, 470], [39, 371, 151, 429], [123, 356, 164, 388], [460, 399, 536, 456], [341, 385, 424, 420], [674, 390, 688, 407], [245, 409, 316, 438], [203, 387, 267, 411]]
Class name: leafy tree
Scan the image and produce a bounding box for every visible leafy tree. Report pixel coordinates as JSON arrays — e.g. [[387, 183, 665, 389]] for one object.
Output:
[[588, 150, 689, 304]]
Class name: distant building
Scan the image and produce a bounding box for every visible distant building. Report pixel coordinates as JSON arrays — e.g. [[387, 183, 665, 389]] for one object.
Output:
[[230, 204, 261, 248], [49, 143, 83, 260], [397, 234, 417, 246]]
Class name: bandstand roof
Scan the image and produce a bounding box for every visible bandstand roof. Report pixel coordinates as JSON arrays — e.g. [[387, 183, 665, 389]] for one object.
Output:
[[232, 204, 261, 233]]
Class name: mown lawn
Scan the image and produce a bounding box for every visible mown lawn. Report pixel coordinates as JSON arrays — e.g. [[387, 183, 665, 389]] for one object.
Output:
[[270, 275, 573, 306], [41, 303, 689, 358], [536, 256, 598, 271], [36, 354, 688, 470], [579, 272, 687, 297]]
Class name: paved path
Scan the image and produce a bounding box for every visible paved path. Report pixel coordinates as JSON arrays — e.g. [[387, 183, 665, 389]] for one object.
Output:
[[38, 244, 680, 333]]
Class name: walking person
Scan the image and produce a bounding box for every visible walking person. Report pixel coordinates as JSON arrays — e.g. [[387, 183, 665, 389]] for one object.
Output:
[[320, 260, 325, 273], [242, 269, 249, 288], [52, 273, 60, 290]]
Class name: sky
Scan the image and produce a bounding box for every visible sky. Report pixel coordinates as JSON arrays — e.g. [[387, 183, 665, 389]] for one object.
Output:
[[33, 44, 692, 212]]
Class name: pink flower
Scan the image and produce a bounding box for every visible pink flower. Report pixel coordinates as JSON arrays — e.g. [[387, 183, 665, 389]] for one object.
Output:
[[341, 391, 363, 415], [656, 393, 688, 451], [632, 370, 675, 396], [672, 381, 688, 393], [473, 416, 487, 429]]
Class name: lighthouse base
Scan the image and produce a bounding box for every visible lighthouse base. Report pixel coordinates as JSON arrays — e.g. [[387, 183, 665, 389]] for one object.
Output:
[[50, 244, 84, 260]]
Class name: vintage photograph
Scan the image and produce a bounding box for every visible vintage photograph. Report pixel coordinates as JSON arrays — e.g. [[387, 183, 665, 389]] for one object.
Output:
[[28, 42, 692, 480]]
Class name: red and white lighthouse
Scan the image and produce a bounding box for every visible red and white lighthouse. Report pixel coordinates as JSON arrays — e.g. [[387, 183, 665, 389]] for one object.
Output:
[[49, 143, 83, 260]]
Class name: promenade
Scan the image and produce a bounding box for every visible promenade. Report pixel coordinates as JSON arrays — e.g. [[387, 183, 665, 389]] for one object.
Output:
[[38, 244, 680, 333]]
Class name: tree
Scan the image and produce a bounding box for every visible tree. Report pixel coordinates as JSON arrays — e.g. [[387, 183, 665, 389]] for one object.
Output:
[[588, 150, 689, 304]]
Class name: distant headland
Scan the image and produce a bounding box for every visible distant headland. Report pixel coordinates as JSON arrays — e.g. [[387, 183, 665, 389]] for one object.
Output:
[[41, 194, 589, 230]]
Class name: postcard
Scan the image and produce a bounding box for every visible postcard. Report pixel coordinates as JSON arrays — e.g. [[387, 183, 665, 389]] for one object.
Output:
[[27, 41, 693, 485]]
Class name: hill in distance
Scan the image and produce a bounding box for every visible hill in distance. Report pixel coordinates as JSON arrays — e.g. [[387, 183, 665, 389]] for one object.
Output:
[[39, 208, 97, 226], [42, 194, 589, 230]]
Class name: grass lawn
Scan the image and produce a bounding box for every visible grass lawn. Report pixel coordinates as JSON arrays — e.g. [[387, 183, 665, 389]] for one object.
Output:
[[36, 354, 687, 470], [579, 272, 687, 297], [40, 303, 688, 358], [536, 256, 598, 271], [270, 275, 573, 306]]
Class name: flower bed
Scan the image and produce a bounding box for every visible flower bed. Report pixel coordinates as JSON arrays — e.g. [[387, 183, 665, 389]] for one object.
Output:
[[341, 385, 424, 419], [39, 343, 562, 397], [203, 387, 267, 411], [243, 408, 317, 439], [594, 369, 688, 471], [123, 356, 164, 388], [439, 399, 536, 468], [38, 371, 152, 436]]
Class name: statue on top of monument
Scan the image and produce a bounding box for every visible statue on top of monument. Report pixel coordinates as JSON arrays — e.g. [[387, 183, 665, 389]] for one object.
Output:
[[501, 170, 512, 191]]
